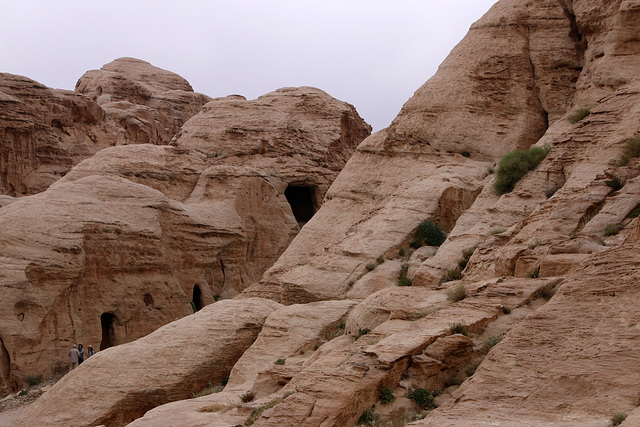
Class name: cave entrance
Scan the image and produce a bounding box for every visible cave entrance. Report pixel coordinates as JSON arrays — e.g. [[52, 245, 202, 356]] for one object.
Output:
[[284, 185, 316, 225], [100, 313, 116, 351], [192, 285, 204, 312], [0, 337, 9, 388]]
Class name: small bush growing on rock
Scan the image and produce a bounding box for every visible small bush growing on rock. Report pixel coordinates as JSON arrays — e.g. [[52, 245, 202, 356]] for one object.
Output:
[[528, 239, 541, 249], [629, 204, 640, 219], [527, 266, 540, 278], [357, 408, 380, 426], [605, 176, 623, 191], [493, 146, 550, 195], [619, 136, 640, 166], [611, 413, 627, 426], [240, 390, 256, 402], [502, 304, 513, 314], [416, 220, 447, 247], [535, 283, 556, 300], [379, 387, 396, 404], [604, 223, 624, 236], [567, 107, 591, 124], [376, 255, 385, 264], [365, 262, 377, 271], [398, 275, 413, 287], [407, 388, 437, 409], [449, 322, 469, 337], [446, 283, 468, 302], [487, 165, 495, 174], [245, 396, 285, 426], [192, 381, 224, 398], [489, 227, 506, 235], [274, 358, 285, 365], [356, 328, 371, 338], [26, 374, 42, 386], [458, 246, 476, 270], [442, 268, 463, 283], [461, 151, 471, 157], [481, 335, 503, 354], [399, 247, 407, 258]]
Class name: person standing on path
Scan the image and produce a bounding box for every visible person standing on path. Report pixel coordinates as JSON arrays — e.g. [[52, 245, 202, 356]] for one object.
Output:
[[77, 344, 85, 364], [86, 345, 95, 358], [69, 344, 80, 371]]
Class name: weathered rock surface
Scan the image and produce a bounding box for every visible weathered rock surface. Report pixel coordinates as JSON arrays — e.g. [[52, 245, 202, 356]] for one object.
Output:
[[0, 58, 211, 196], [0, 85, 369, 394], [76, 57, 212, 146], [3, 0, 640, 426], [12, 298, 281, 427]]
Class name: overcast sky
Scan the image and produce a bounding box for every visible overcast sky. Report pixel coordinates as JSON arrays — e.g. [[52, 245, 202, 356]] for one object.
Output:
[[1, 1, 497, 131]]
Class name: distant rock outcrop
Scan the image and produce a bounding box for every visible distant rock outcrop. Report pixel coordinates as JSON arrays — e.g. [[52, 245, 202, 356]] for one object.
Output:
[[0, 58, 211, 196]]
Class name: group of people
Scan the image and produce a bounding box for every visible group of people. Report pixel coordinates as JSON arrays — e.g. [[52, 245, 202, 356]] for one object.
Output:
[[68, 343, 95, 371]]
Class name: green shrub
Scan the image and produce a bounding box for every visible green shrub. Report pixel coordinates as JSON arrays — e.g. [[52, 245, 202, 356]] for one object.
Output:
[[619, 136, 640, 166], [489, 228, 506, 235], [376, 255, 385, 264], [528, 239, 541, 249], [449, 322, 469, 337], [357, 408, 380, 426], [502, 304, 513, 314], [416, 220, 447, 246], [365, 262, 377, 271], [604, 223, 624, 236], [461, 151, 471, 157], [407, 388, 436, 409], [527, 266, 540, 278], [379, 387, 396, 404], [487, 165, 495, 174], [493, 146, 550, 195], [630, 204, 640, 219], [605, 176, 623, 191], [535, 283, 556, 300], [481, 335, 503, 354], [398, 247, 407, 257], [26, 374, 42, 386], [611, 413, 627, 426], [398, 275, 413, 287], [567, 107, 591, 124], [442, 268, 463, 283], [274, 358, 285, 365], [446, 283, 468, 302], [409, 236, 423, 249]]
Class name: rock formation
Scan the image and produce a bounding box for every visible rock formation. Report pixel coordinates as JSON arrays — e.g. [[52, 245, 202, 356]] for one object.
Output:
[[0, 82, 370, 395], [0, 58, 211, 196], [3, 0, 640, 426]]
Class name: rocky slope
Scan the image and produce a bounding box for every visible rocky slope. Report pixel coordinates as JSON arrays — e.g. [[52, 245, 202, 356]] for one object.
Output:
[[4, 0, 640, 426], [0, 81, 370, 395]]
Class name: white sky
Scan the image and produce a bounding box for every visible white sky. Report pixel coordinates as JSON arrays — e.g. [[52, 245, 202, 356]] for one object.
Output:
[[0, 1, 497, 131]]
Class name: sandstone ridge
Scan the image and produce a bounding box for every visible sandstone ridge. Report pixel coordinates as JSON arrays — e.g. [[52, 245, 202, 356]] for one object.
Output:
[[5, 0, 640, 426]]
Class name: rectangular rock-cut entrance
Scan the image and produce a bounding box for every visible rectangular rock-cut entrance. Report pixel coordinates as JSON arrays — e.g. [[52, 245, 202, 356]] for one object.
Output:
[[285, 185, 317, 225], [100, 313, 116, 351]]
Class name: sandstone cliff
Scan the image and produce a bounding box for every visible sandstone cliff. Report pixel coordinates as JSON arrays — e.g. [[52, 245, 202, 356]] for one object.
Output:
[[5, 0, 640, 426], [0, 58, 211, 196], [0, 82, 370, 396]]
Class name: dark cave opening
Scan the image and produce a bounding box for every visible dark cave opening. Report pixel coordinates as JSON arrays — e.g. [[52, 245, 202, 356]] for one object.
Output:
[[193, 285, 204, 312], [100, 313, 116, 351], [284, 185, 316, 224]]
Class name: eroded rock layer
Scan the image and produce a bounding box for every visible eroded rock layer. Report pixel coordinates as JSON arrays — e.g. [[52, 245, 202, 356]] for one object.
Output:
[[0, 85, 370, 395], [3, 0, 640, 426]]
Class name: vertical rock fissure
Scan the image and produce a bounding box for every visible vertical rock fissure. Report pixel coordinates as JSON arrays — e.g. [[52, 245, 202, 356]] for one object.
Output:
[[0, 337, 10, 390]]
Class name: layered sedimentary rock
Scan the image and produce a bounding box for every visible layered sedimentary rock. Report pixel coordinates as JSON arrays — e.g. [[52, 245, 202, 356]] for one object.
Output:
[[0, 85, 370, 395], [3, 0, 640, 426], [0, 58, 211, 196]]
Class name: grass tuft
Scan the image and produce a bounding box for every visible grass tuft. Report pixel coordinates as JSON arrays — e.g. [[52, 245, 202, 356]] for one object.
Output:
[[502, 304, 513, 314], [481, 335, 504, 354], [605, 176, 623, 191], [442, 268, 463, 283], [26, 374, 43, 386], [365, 262, 377, 271], [274, 358, 285, 365], [567, 107, 591, 124], [446, 283, 468, 302], [619, 136, 640, 166], [611, 413, 627, 426], [449, 322, 469, 337], [240, 390, 256, 403]]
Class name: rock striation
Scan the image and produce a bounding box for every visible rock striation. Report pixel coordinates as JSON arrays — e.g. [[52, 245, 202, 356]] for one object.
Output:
[[2, 0, 640, 426]]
